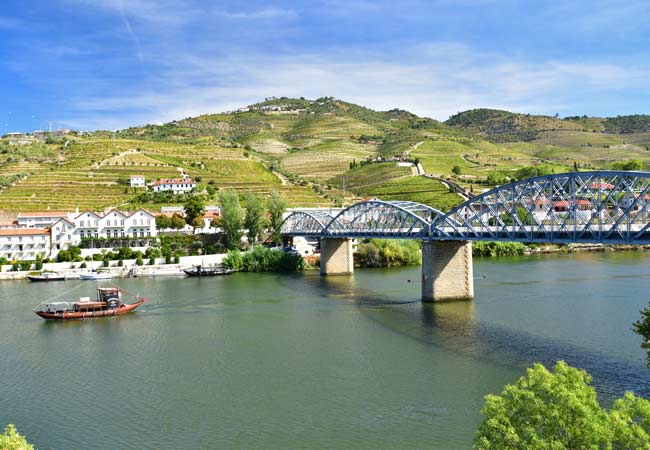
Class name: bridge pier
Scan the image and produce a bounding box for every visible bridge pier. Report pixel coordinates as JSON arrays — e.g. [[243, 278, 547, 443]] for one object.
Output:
[[320, 238, 354, 275], [422, 240, 474, 302]]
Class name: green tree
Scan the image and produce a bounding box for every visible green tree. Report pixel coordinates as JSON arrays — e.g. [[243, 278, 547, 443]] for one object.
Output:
[[0, 424, 34, 450], [244, 193, 265, 245], [267, 189, 287, 245], [475, 361, 650, 450], [156, 215, 171, 229], [219, 189, 243, 250], [634, 303, 650, 367], [170, 213, 185, 229], [452, 165, 462, 175], [184, 195, 205, 224]]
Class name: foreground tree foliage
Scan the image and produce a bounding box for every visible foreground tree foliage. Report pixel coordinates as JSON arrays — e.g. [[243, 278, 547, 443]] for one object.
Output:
[[633, 303, 650, 367], [0, 424, 34, 450], [475, 361, 650, 450]]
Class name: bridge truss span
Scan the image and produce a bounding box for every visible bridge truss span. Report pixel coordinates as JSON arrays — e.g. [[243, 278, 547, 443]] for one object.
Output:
[[324, 200, 444, 238], [280, 210, 336, 237], [431, 171, 650, 244]]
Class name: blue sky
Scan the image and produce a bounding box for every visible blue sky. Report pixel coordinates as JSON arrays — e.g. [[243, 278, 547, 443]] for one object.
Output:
[[0, 0, 649, 131]]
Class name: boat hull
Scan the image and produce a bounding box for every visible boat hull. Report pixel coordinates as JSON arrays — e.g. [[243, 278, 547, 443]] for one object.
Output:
[[34, 299, 145, 320], [79, 274, 112, 281], [183, 268, 233, 277], [27, 275, 66, 282]]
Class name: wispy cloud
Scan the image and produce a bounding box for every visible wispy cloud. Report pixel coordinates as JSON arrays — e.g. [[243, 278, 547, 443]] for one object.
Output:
[[58, 44, 650, 130], [214, 7, 298, 20]]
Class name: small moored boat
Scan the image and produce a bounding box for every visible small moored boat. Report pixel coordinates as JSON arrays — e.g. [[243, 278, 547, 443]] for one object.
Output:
[[27, 272, 66, 282], [79, 271, 112, 281], [183, 265, 234, 277], [33, 287, 146, 320]]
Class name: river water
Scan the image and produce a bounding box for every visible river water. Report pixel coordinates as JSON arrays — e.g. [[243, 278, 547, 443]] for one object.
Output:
[[0, 252, 648, 449]]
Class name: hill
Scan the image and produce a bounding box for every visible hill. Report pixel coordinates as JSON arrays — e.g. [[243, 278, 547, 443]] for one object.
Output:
[[3, 98, 650, 214]]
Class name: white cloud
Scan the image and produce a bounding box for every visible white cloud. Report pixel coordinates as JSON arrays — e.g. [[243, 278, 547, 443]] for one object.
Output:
[[58, 44, 650, 130], [213, 7, 298, 20]]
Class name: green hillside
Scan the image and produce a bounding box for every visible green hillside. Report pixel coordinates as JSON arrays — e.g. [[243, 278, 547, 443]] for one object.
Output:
[[3, 97, 650, 214]]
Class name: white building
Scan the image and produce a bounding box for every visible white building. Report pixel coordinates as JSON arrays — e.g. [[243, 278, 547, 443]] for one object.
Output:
[[50, 209, 158, 255], [130, 175, 146, 188], [17, 211, 71, 228], [153, 178, 196, 194], [0, 229, 50, 261]]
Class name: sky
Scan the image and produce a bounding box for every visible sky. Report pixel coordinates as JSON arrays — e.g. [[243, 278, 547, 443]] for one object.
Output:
[[0, 0, 649, 132]]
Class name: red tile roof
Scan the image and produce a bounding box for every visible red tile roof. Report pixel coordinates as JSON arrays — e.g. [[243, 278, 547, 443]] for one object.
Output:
[[154, 178, 194, 186], [18, 211, 70, 218], [0, 228, 49, 236]]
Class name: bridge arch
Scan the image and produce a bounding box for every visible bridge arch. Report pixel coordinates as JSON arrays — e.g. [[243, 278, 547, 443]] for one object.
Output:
[[325, 200, 444, 238], [431, 170, 650, 244], [280, 210, 335, 236]]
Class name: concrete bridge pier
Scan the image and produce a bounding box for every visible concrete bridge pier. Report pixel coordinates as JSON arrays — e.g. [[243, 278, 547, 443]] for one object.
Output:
[[422, 240, 474, 302], [320, 238, 354, 275]]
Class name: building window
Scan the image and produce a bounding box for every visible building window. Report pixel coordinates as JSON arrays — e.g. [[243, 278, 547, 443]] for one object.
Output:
[[80, 231, 84, 239]]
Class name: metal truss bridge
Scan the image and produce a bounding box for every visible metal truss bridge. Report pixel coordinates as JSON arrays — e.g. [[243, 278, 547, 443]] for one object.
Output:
[[281, 171, 650, 244]]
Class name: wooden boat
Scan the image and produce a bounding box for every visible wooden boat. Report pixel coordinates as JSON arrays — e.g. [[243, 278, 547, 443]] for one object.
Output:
[[27, 272, 66, 282], [33, 287, 146, 320], [183, 265, 234, 277]]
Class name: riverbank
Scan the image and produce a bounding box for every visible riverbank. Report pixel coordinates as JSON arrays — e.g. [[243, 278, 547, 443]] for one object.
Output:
[[0, 254, 226, 280]]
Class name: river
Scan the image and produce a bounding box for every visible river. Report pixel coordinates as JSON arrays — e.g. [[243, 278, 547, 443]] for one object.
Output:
[[0, 251, 648, 449]]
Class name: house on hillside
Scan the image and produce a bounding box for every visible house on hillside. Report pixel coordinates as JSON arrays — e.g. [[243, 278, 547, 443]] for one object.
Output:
[[153, 177, 196, 194], [130, 174, 146, 188]]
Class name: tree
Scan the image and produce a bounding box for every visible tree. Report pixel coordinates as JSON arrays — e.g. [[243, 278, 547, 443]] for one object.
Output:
[[267, 189, 287, 245], [0, 424, 34, 450], [452, 165, 462, 175], [156, 215, 171, 229], [244, 193, 265, 245], [184, 195, 204, 224], [634, 303, 650, 367], [475, 361, 650, 450], [219, 189, 243, 249], [170, 213, 185, 229]]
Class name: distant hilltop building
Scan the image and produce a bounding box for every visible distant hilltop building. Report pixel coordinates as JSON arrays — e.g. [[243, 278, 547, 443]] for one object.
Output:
[[153, 177, 197, 194]]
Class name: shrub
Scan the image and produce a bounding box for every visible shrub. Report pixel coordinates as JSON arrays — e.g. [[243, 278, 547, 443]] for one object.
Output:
[[135, 256, 144, 266], [222, 246, 305, 272], [472, 241, 527, 257], [354, 239, 421, 268], [80, 262, 87, 269]]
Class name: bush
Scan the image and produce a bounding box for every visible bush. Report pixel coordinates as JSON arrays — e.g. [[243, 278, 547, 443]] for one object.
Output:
[[472, 241, 527, 257], [223, 246, 305, 272], [118, 259, 124, 267], [354, 239, 421, 267], [80, 262, 87, 269], [135, 256, 144, 266], [149, 257, 155, 265]]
